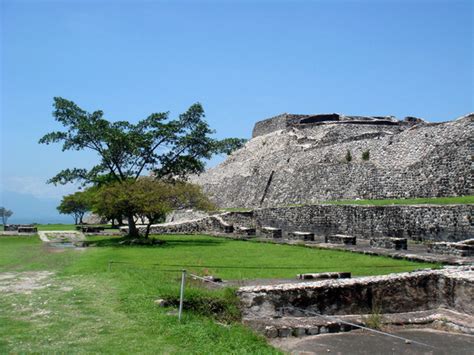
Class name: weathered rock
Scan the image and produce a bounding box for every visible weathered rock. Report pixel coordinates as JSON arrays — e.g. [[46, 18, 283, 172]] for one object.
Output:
[[237, 267, 474, 319], [260, 227, 282, 239], [325, 234, 356, 245], [428, 239, 474, 257], [288, 231, 315, 241], [191, 113, 473, 208], [297, 272, 351, 280], [370, 237, 407, 250]]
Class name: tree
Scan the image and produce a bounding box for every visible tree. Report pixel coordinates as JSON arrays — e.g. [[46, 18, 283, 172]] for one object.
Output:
[[57, 191, 92, 224], [93, 178, 214, 238], [40, 97, 245, 237], [0, 207, 13, 226]]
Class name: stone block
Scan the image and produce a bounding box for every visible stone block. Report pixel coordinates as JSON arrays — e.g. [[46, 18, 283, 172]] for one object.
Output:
[[17, 227, 37, 233], [370, 237, 407, 250], [261, 227, 282, 239], [297, 272, 351, 280], [5, 224, 35, 232], [222, 224, 234, 233], [292, 327, 306, 337], [288, 231, 315, 241], [278, 327, 291, 337], [235, 226, 256, 236], [427, 240, 474, 257], [306, 326, 320, 335], [325, 234, 356, 245], [77, 226, 105, 233], [264, 326, 278, 338]]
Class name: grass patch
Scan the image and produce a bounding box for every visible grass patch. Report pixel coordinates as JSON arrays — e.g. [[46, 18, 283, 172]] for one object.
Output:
[[219, 207, 253, 212], [287, 195, 474, 208], [326, 196, 474, 205], [0, 235, 437, 353], [35, 224, 113, 231]]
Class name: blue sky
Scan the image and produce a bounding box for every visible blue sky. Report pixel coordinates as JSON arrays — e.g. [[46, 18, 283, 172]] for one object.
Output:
[[1, 0, 473, 223]]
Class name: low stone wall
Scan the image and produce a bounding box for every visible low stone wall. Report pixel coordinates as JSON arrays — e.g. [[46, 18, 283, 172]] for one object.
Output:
[[124, 204, 472, 243], [4, 224, 35, 232], [237, 267, 474, 319], [370, 237, 407, 250], [251, 204, 473, 242], [124, 215, 233, 235], [428, 239, 474, 257]]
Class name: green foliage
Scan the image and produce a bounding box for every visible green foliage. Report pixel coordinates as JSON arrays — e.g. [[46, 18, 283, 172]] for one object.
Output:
[[164, 287, 241, 323], [362, 149, 370, 161], [93, 178, 215, 237], [366, 304, 383, 330], [57, 191, 93, 224], [345, 149, 352, 162], [39, 97, 246, 185], [0, 207, 13, 225], [40, 97, 244, 236]]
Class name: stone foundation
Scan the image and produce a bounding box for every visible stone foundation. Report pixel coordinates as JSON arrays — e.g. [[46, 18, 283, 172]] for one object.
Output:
[[288, 232, 314, 241], [237, 266, 474, 319], [428, 239, 474, 257], [260, 227, 282, 239], [4, 224, 35, 232], [370, 237, 407, 250], [325, 234, 356, 245], [252, 204, 473, 242]]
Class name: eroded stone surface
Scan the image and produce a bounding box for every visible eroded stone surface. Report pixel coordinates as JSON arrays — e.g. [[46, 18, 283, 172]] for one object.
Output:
[[192, 113, 473, 208], [237, 266, 474, 319]]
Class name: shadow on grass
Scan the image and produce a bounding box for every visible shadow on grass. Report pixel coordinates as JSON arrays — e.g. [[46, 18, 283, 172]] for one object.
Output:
[[85, 236, 226, 248]]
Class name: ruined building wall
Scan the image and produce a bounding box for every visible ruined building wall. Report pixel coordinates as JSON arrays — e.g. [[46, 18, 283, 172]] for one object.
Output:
[[250, 204, 474, 242], [192, 114, 473, 208]]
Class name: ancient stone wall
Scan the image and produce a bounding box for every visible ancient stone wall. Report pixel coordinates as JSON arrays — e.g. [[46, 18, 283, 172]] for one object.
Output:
[[192, 114, 473, 208], [252, 114, 310, 138], [237, 267, 474, 318], [251, 204, 473, 242]]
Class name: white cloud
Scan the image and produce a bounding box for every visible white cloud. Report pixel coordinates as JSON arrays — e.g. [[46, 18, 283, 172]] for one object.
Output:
[[1, 176, 80, 200]]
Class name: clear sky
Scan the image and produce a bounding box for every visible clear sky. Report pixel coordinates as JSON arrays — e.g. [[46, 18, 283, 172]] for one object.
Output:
[[1, 0, 473, 223]]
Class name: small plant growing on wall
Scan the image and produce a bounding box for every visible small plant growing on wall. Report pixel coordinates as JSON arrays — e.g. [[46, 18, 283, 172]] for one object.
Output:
[[362, 149, 370, 161], [345, 150, 352, 162]]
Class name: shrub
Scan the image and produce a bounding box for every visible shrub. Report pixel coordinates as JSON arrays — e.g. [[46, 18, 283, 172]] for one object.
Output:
[[345, 150, 352, 162], [362, 149, 370, 161]]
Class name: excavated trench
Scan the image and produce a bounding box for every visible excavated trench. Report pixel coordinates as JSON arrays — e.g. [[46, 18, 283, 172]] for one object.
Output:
[[236, 267, 474, 339]]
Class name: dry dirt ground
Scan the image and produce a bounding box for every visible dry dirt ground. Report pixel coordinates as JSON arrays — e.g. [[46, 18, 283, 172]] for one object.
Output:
[[0, 271, 55, 294]]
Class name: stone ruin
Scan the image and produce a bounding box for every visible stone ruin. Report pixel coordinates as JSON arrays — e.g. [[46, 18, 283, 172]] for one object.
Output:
[[38, 230, 86, 247], [3, 224, 37, 233], [122, 111, 474, 343], [191, 112, 472, 208], [237, 266, 474, 338]]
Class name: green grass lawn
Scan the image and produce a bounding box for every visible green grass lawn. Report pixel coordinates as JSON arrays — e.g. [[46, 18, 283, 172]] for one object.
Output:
[[327, 195, 474, 205], [35, 224, 114, 231], [287, 195, 474, 208], [0, 235, 437, 353]]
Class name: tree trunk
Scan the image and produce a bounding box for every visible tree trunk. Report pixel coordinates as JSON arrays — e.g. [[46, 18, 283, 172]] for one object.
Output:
[[127, 213, 140, 238], [145, 223, 152, 239]]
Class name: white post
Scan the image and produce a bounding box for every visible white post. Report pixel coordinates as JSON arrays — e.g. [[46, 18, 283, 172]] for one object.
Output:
[[178, 270, 186, 322]]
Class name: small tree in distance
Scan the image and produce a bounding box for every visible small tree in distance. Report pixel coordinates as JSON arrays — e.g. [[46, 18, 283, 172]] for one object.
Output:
[[39, 97, 245, 237], [93, 178, 214, 239], [57, 191, 92, 224], [0, 207, 13, 226]]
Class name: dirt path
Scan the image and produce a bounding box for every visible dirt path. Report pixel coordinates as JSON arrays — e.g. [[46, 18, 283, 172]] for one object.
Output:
[[0, 271, 54, 294]]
